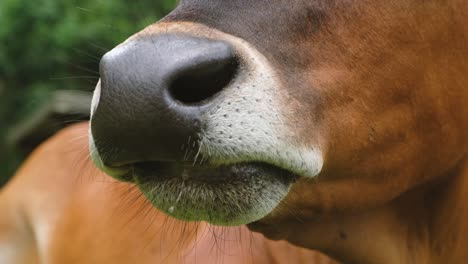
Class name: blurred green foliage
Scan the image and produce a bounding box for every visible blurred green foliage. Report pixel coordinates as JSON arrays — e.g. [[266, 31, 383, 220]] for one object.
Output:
[[0, 0, 177, 185]]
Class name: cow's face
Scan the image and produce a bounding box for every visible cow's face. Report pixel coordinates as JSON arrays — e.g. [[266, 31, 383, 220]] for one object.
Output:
[[89, 0, 467, 232]]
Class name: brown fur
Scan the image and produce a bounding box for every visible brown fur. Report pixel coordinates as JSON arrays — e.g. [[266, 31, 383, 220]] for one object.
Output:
[[159, 0, 468, 263]]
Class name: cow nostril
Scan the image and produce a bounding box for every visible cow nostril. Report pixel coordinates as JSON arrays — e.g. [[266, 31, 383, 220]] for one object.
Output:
[[92, 35, 241, 165], [169, 57, 239, 105]]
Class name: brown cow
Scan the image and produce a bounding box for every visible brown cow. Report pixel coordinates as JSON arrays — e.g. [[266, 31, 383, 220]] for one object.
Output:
[[3, 0, 468, 263]]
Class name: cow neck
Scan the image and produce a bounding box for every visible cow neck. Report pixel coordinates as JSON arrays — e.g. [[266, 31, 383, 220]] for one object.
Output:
[[325, 157, 468, 264]]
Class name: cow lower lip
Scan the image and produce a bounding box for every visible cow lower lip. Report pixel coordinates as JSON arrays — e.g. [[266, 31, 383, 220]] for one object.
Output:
[[129, 161, 297, 226], [132, 161, 297, 184]]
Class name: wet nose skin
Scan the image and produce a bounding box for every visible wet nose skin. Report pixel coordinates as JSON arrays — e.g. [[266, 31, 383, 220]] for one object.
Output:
[[91, 34, 238, 166]]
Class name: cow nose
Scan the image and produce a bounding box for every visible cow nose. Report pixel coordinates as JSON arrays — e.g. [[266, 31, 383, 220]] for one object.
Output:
[[91, 34, 239, 166]]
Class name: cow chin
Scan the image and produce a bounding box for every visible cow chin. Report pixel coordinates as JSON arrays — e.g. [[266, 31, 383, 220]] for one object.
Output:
[[131, 162, 294, 226]]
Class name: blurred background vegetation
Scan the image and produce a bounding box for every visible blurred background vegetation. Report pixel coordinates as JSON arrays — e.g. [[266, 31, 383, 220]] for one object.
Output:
[[0, 0, 177, 186]]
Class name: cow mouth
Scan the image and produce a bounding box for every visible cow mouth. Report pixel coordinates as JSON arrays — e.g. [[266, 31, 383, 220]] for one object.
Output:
[[124, 161, 297, 226]]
